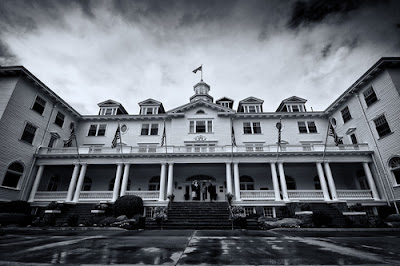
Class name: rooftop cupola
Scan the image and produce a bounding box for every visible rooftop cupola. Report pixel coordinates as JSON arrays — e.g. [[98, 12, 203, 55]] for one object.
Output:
[[190, 80, 213, 103]]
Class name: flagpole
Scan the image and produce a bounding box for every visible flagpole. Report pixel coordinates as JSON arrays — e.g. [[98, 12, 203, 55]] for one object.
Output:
[[201, 64, 203, 81], [275, 116, 282, 161], [164, 119, 168, 162], [74, 132, 81, 163], [119, 121, 124, 162], [322, 117, 331, 162], [230, 117, 234, 164]]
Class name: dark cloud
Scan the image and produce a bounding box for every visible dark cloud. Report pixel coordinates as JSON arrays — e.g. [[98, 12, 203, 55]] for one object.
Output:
[[321, 43, 332, 58], [0, 39, 17, 65], [287, 0, 381, 29]]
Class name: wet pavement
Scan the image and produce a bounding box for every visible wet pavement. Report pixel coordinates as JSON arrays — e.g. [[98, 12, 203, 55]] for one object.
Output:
[[0, 228, 400, 265]]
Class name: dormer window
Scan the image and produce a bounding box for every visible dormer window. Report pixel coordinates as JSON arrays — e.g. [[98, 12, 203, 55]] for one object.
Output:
[[98, 100, 128, 116], [141, 107, 158, 115], [244, 105, 261, 113]]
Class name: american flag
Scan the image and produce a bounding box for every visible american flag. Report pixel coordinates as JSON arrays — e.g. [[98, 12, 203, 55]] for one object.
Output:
[[63, 126, 76, 147], [231, 125, 237, 147], [328, 120, 342, 146], [111, 125, 121, 148], [161, 126, 166, 147]]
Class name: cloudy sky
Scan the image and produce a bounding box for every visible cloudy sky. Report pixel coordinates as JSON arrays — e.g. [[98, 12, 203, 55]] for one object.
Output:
[[1, 0, 399, 114]]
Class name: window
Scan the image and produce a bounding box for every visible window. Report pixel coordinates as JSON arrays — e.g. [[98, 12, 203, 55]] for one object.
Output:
[[141, 123, 158, 135], [105, 108, 113, 115], [263, 207, 275, 218], [389, 157, 400, 185], [2, 162, 24, 188], [47, 175, 60, 191], [83, 177, 92, 191], [298, 121, 318, 133], [245, 143, 264, 152], [48, 135, 58, 148], [244, 207, 255, 216], [356, 169, 369, 190], [54, 111, 65, 127], [32, 95, 46, 115], [243, 122, 262, 134], [189, 120, 213, 133], [363, 87, 378, 107], [350, 133, 358, 144], [149, 176, 160, 191], [21, 122, 37, 144], [374, 114, 391, 138], [196, 110, 205, 114], [138, 144, 157, 153], [341, 106, 352, 123], [292, 105, 300, 112], [286, 176, 296, 190], [87, 124, 107, 136], [240, 176, 254, 190], [244, 105, 261, 113], [146, 108, 154, 114], [314, 176, 321, 190]]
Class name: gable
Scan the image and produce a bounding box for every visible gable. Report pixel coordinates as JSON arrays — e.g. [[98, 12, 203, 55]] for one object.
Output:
[[98, 99, 121, 106], [168, 99, 235, 114], [238, 96, 264, 104], [138, 98, 162, 106], [282, 96, 307, 103]]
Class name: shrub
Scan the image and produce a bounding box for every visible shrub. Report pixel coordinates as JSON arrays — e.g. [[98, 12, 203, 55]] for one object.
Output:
[[312, 210, 332, 227], [377, 205, 396, 219], [300, 203, 312, 212], [0, 201, 31, 214], [99, 216, 117, 226], [113, 195, 144, 218], [349, 203, 364, 212], [0, 213, 32, 226], [67, 214, 80, 227], [47, 201, 60, 210], [386, 214, 400, 222]]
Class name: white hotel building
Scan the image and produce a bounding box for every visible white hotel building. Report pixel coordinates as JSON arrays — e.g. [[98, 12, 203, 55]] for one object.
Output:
[[0, 57, 400, 216]]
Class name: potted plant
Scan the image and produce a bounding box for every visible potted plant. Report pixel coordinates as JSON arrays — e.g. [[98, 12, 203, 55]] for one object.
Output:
[[153, 206, 168, 229], [167, 193, 175, 202], [230, 206, 247, 229]]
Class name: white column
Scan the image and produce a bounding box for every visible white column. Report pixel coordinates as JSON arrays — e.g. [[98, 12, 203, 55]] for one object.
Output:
[[233, 163, 241, 201], [363, 162, 379, 200], [278, 163, 289, 201], [324, 162, 338, 201], [167, 163, 174, 195], [120, 163, 131, 197], [316, 162, 330, 201], [270, 163, 281, 201], [72, 163, 87, 203], [159, 163, 167, 201], [28, 165, 45, 202], [112, 163, 123, 202], [225, 163, 233, 194], [66, 163, 80, 202]]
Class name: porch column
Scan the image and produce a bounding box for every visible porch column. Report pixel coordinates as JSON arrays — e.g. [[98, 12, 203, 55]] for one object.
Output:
[[28, 165, 45, 202], [72, 163, 87, 203], [270, 163, 281, 201], [316, 162, 330, 201], [233, 163, 241, 201], [363, 162, 379, 200], [112, 163, 123, 202], [278, 163, 289, 201], [167, 163, 174, 196], [324, 162, 338, 201], [66, 163, 80, 202], [120, 163, 131, 196], [159, 163, 167, 201], [225, 163, 233, 194]]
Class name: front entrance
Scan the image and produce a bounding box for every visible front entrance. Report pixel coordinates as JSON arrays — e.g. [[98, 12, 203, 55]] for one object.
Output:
[[184, 175, 224, 201]]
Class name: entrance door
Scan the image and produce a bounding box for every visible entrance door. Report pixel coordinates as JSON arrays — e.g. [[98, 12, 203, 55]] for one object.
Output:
[[185, 175, 218, 201]]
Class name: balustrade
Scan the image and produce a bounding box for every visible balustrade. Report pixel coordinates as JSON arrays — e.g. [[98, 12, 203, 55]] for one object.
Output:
[[287, 190, 324, 200], [240, 190, 275, 200], [125, 191, 159, 200], [337, 190, 373, 199], [34, 191, 68, 201], [79, 191, 113, 201]]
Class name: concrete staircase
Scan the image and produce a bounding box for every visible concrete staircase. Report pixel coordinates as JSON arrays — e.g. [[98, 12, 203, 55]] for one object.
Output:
[[151, 201, 232, 230], [308, 203, 348, 227]]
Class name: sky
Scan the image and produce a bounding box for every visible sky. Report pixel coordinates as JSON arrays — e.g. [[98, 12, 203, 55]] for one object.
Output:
[[0, 0, 399, 115]]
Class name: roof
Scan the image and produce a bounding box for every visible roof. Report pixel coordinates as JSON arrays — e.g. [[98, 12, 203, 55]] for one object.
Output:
[[276, 96, 307, 112], [97, 99, 128, 114], [216, 97, 234, 103], [167, 98, 235, 114]]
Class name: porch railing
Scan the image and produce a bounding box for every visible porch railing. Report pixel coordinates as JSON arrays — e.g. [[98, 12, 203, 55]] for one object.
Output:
[[125, 191, 159, 200], [240, 190, 275, 200], [34, 191, 68, 201], [79, 191, 113, 201], [288, 190, 324, 200], [38, 143, 370, 155], [337, 190, 373, 199]]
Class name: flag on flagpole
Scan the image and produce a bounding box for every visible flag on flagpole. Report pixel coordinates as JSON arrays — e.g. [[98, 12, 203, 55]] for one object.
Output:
[[63, 126, 76, 147], [328, 118, 343, 146], [231, 125, 237, 147], [192, 65, 202, 73], [111, 125, 121, 148], [161, 124, 166, 147]]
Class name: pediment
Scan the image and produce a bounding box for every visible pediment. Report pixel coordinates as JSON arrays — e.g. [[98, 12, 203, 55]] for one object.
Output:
[[238, 96, 264, 104], [97, 99, 121, 107], [168, 99, 235, 114], [282, 96, 307, 103], [138, 98, 162, 106]]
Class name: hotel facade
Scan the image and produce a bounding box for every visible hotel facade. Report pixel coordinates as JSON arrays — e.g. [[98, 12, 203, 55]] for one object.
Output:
[[0, 57, 400, 217]]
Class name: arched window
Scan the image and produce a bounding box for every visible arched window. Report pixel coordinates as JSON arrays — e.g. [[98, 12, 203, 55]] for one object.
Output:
[[83, 177, 92, 191], [149, 176, 160, 191], [286, 176, 296, 190], [2, 162, 24, 188], [196, 110, 205, 114], [313, 176, 321, 190], [47, 175, 60, 191], [389, 157, 400, 185], [240, 175, 254, 190]]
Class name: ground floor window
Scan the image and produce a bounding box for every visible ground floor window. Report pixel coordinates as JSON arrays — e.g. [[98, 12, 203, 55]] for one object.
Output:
[[145, 207, 154, 218], [244, 207, 255, 216], [263, 207, 275, 218], [2, 162, 24, 189], [149, 176, 160, 191], [389, 157, 400, 185]]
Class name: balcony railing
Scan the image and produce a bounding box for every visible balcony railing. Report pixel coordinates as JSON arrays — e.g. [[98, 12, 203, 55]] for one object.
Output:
[[79, 191, 113, 201], [288, 190, 325, 200], [38, 143, 369, 155], [34, 191, 68, 201], [125, 191, 159, 200], [240, 190, 275, 200], [337, 190, 373, 199]]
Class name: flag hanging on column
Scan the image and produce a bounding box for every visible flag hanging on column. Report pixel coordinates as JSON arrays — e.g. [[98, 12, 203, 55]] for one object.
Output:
[[63, 126, 76, 147], [231, 125, 237, 147], [161, 123, 166, 147], [192, 65, 202, 73], [111, 125, 121, 148], [328, 119, 343, 146]]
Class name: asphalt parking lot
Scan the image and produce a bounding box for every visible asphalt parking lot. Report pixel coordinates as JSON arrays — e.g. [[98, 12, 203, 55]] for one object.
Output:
[[0, 228, 400, 265]]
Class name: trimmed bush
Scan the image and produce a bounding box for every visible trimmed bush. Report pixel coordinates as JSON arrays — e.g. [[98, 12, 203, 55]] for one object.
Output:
[[386, 214, 400, 222], [67, 214, 80, 227], [0, 213, 32, 226], [113, 195, 144, 218], [312, 210, 332, 227], [99, 216, 117, 226], [0, 201, 31, 214]]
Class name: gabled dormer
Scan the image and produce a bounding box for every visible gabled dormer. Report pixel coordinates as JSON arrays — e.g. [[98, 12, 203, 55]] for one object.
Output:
[[98, 99, 128, 115], [190, 80, 213, 103], [216, 97, 234, 109], [276, 96, 307, 112], [237, 97, 264, 113], [138, 98, 165, 115]]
